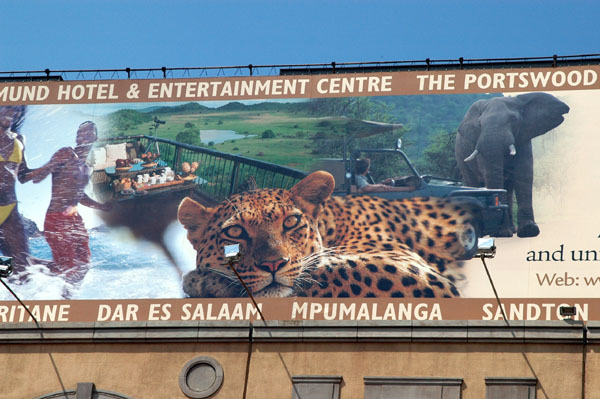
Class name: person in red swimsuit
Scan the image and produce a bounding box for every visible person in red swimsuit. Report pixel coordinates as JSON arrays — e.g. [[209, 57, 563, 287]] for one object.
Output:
[[33, 121, 110, 284]]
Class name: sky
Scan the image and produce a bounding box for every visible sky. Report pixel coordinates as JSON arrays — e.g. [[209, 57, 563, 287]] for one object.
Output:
[[1, 1, 598, 73]]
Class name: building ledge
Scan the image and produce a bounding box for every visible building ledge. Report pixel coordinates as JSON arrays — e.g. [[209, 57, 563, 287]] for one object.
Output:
[[0, 320, 586, 344]]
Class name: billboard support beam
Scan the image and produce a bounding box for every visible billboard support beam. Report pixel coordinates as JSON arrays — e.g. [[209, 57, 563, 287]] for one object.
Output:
[[2, 53, 600, 80]]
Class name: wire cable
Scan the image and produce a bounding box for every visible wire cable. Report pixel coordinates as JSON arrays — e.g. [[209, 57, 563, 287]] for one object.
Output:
[[224, 258, 302, 399], [479, 255, 553, 398], [0, 277, 42, 332], [0, 276, 70, 396], [224, 259, 264, 399], [480, 256, 510, 326]]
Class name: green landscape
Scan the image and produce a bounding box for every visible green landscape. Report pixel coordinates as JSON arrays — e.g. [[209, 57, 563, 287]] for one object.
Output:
[[105, 94, 500, 180]]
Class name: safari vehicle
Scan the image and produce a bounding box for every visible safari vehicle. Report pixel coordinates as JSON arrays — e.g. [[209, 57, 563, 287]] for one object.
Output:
[[314, 139, 510, 258]]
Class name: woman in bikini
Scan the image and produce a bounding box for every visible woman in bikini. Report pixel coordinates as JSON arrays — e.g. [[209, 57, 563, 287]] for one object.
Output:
[[0, 106, 40, 275], [33, 121, 110, 284]]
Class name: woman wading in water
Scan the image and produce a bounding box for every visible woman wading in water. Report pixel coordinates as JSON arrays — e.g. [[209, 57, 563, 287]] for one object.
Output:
[[0, 106, 43, 274]]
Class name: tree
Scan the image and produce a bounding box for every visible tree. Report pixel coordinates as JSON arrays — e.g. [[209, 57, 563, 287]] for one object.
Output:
[[107, 109, 153, 134], [307, 97, 393, 122], [262, 129, 275, 139], [417, 130, 457, 178], [176, 125, 202, 146]]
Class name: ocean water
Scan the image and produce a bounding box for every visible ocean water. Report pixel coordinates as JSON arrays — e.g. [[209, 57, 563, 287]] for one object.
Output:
[[0, 224, 196, 301]]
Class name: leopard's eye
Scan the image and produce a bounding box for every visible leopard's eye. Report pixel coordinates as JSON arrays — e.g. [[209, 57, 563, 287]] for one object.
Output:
[[223, 225, 246, 239], [283, 215, 301, 230]]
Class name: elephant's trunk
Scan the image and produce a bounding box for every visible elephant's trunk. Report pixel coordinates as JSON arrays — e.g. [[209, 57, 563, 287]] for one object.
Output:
[[464, 149, 478, 162], [508, 144, 516, 156]]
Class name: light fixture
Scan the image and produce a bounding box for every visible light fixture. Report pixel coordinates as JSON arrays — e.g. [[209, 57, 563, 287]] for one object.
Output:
[[476, 238, 496, 259], [224, 244, 240, 259], [559, 306, 577, 318], [0, 256, 13, 278]]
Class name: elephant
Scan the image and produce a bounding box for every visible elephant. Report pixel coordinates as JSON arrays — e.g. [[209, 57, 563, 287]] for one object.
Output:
[[455, 92, 569, 238]]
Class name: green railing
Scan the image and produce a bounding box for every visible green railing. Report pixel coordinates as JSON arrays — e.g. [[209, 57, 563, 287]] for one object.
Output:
[[98, 135, 308, 203]]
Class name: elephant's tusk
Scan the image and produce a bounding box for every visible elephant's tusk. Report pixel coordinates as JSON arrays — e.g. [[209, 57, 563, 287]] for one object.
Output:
[[464, 149, 479, 162], [508, 144, 516, 156]]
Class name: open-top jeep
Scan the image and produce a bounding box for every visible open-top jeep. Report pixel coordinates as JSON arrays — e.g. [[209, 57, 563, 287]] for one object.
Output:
[[313, 139, 509, 259]]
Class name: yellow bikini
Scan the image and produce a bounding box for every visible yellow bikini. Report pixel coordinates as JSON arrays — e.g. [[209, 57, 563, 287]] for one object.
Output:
[[0, 137, 23, 225], [0, 137, 23, 163], [0, 203, 16, 225]]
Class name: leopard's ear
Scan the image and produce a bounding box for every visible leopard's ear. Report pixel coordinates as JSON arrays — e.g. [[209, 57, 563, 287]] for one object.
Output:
[[290, 171, 334, 215], [178, 197, 212, 231]]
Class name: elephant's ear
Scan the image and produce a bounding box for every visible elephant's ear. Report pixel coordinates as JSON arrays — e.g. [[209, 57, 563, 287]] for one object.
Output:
[[517, 92, 570, 140], [458, 100, 485, 142], [457, 100, 486, 163]]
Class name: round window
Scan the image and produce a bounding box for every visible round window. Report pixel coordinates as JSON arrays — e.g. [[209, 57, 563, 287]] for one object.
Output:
[[178, 356, 224, 398]]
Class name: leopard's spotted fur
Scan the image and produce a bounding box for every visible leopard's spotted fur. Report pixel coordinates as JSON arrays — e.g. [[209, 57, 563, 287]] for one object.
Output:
[[178, 171, 475, 298]]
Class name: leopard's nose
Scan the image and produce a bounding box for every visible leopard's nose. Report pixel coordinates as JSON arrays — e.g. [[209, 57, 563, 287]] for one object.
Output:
[[257, 258, 289, 274]]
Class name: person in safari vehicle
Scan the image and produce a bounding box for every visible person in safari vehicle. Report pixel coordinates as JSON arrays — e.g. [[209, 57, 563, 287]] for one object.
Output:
[[354, 158, 416, 193]]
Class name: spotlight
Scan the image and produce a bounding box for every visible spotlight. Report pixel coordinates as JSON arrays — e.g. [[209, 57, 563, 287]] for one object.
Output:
[[0, 256, 14, 278], [476, 238, 496, 258], [224, 244, 240, 259], [559, 306, 577, 318]]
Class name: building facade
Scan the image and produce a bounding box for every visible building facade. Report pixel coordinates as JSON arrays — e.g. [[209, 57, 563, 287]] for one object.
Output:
[[1, 320, 597, 398]]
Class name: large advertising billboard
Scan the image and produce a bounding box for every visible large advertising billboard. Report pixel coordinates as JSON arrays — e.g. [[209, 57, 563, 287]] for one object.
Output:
[[0, 66, 599, 322]]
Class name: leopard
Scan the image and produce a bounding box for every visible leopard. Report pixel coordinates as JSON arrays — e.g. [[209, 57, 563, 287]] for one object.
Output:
[[177, 170, 477, 298]]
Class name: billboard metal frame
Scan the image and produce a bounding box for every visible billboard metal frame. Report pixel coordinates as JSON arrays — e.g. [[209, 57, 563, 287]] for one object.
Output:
[[1, 53, 599, 82]]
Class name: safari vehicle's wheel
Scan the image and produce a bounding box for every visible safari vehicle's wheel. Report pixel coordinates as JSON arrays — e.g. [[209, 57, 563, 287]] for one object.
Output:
[[458, 221, 480, 260]]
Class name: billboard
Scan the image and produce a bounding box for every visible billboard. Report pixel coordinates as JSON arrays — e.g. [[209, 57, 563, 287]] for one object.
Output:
[[0, 66, 599, 322]]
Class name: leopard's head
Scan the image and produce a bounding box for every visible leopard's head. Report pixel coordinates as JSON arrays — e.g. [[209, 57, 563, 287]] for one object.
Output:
[[178, 171, 335, 297]]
